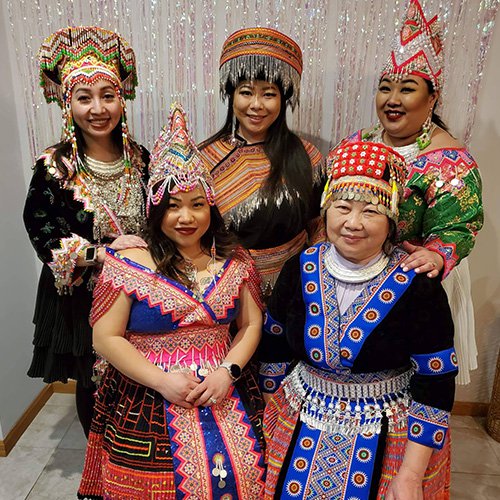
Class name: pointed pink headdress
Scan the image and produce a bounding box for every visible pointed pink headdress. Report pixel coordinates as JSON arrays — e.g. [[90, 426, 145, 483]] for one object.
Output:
[[147, 103, 216, 214]]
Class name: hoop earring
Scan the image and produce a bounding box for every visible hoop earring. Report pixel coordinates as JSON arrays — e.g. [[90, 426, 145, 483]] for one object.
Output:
[[416, 111, 433, 150], [383, 239, 394, 255]]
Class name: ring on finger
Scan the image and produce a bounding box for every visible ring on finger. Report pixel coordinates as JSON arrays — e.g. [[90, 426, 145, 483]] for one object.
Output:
[[209, 397, 217, 405]]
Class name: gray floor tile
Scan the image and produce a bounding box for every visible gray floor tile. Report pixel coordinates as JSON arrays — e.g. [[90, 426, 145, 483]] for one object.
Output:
[[25, 448, 85, 500], [451, 426, 500, 474], [15, 404, 76, 450], [0, 447, 54, 500], [45, 393, 77, 407], [58, 416, 88, 450], [451, 472, 500, 499]]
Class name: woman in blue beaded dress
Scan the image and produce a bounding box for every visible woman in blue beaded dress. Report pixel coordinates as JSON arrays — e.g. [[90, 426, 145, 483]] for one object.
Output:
[[260, 141, 457, 499]]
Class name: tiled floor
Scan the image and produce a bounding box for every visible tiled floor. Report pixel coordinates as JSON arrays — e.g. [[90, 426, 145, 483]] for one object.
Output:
[[1, 394, 500, 499]]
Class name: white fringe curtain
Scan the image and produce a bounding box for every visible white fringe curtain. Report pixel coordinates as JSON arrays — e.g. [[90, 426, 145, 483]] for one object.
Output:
[[5, 0, 499, 161]]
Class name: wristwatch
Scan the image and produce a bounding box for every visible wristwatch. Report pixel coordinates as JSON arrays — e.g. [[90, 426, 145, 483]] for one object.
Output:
[[219, 362, 241, 381], [84, 245, 99, 264]]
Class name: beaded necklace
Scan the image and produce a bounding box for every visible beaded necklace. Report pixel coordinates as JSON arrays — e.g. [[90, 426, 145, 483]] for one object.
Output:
[[324, 245, 389, 284]]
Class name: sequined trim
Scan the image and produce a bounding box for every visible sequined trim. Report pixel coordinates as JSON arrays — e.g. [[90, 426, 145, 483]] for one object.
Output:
[[250, 230, 307, 297], [47, 233, 89, 294]]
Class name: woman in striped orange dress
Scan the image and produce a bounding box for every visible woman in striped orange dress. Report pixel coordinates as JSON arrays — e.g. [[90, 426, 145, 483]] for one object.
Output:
[[199, 27, 324, 300], [199, 28, 325, 399]]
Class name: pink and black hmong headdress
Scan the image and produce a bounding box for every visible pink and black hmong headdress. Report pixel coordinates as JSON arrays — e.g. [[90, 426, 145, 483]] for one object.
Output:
[[381, 0, 443, 92], [147, 103, 216, 215]]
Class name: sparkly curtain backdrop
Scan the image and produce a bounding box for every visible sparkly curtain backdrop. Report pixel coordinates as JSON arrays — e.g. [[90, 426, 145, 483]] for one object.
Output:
[[4, 0, 499, 166], [326, 0, 500, 146]]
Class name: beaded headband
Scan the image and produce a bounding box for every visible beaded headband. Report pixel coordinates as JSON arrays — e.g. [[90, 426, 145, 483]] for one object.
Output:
[[322, 142, 407, 222], [219, 27, 303, 109], [38, 26, 138, 106], [381, 0, 443, 92], [148, 103, 216, 214]]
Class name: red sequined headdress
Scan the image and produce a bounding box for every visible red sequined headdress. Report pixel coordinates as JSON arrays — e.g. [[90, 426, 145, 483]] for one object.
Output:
[[219, 27, 303, 109], [147, 103, 215, 214], [322, 142, 407, 222], [37, 26, 138, 175], [381, 0, 443, 92]]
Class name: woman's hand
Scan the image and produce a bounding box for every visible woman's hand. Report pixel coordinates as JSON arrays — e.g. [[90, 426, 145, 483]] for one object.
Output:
[[185, 368, 233, 407], [386, 465, 424, 500], [109, 234, 148, 252], [401, 241, 444, 278], [156, 371, 201, 409]]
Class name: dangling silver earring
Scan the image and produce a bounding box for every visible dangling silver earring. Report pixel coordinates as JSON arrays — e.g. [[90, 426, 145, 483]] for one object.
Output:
[[229, 116, 244, 147], [229, 115, 238, 145]]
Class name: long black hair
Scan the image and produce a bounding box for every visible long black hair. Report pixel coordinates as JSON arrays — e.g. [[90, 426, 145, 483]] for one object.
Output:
[[145, 185, 237, 287], [199, 77, 313, 220], [425, 79, 449, 132]]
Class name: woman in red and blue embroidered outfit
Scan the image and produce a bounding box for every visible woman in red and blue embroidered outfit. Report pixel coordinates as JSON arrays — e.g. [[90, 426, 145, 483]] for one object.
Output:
[[261, 142, 457, 499], [23, 27, 148, 436], [78, 104, 265, 499]]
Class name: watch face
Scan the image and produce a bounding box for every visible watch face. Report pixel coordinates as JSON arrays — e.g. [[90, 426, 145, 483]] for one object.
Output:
[[230, 364, 241, 379], [85, 246, 97, 262]]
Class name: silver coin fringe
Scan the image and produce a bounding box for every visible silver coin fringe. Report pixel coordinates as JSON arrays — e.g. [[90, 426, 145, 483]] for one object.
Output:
[[283, 361, 411, 436]]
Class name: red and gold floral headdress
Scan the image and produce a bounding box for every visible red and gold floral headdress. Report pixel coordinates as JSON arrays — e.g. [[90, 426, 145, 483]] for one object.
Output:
[[147, 103, 215, 215], [219, 27, 303, 109], [322, 142, 407, 222], [38, 26, 138, 174], [381, 0, 443, 92]]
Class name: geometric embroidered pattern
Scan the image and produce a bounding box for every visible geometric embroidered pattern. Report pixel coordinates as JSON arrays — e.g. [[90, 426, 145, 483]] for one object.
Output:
[[91, 247, 262, 327], [408, 401, 449, 449], [411, 347, 459, 375], [301, 244, 338, 371], [79, 247, 266, 499], [339, 250, 415, 368], [301, 244, 415, 370], [259, 361, 289, 394], [281, 425, 380, 499]]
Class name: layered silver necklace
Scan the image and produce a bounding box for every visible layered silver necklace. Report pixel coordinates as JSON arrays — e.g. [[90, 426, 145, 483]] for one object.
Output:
[[78, 155, 145, 241]]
